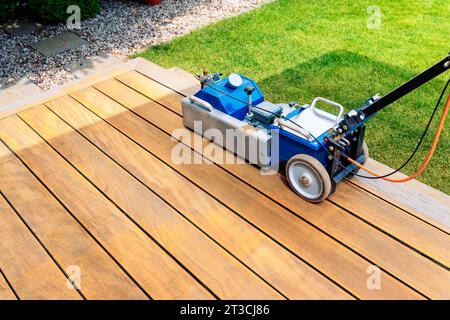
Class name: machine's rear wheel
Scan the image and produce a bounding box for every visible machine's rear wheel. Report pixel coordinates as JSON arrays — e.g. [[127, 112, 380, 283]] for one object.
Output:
[[348, 141, 369, 178], [286, 154, 332, 203], [361, 141, 369, 165]]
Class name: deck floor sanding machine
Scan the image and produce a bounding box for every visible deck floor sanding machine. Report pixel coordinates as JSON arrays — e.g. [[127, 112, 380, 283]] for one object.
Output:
[[181, 53, 450, 202]]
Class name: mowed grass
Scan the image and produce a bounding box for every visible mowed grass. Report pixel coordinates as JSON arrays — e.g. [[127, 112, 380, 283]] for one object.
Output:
[[136, 0, 450, 194]]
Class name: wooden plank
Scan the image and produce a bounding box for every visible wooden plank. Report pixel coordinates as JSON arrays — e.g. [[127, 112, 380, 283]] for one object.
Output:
[[0, 151, 148, 300], [119, 72, 183, 111], [0, 142, 15, 166], [351, 159, 450, 232], [146, 65, 450, 234], [47, 95, 350, 300], [101, 74, 450, 299], [20, 104, 284, 300], [0, 194, 81, 300], [0, 115, 212, 300], [168, 67, 199, 83], [330, 183, 450, 268], [0, 270, 17, 300], [74, 84, 421, 299]]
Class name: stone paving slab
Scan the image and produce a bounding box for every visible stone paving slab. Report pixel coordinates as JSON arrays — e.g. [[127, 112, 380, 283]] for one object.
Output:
[[2, 19, 43, 36], [0, 77, 44, 107], [66, 54, 125, 78], [30, 32, 89, 57]]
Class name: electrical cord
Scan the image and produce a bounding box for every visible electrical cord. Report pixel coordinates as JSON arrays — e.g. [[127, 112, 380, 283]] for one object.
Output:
[[194, 74, 449, 180], [347, 93, 450, 182], [345, 78, 450, 179]]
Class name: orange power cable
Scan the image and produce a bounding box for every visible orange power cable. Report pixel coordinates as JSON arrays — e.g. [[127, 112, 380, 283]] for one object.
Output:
[[347, 94, 450, 183]]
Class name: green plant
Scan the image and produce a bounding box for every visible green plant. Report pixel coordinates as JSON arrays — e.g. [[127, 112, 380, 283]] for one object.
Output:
[[30, 0, 100, 23], [0, 1, 21, 22]]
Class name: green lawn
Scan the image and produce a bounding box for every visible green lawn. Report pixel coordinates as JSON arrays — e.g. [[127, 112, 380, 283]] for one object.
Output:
[[136, 0, 450, 194]]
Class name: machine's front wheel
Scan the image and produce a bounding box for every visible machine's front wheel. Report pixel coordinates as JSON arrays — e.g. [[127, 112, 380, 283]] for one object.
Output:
[[286, 154, 332, 203]]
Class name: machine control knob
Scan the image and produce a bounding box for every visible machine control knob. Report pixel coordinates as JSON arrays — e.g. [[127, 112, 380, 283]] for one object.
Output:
[[227, 73, 243, 88], [244, 85, 255, 95]]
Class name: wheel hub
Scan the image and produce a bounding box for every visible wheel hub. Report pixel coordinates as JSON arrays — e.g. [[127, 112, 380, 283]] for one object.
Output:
[[286, 154, 332, 203], [287, 159, 324, 201], [300, 173, 312, 187]]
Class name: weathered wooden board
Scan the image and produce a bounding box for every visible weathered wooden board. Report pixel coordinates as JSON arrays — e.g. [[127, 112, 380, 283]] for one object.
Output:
[[0, 115, 212, 300], [351, 160, 450, 232], [0, 193, 81, 300], [0, 270, 17, 300], [1, 58, 448, 300], [76, 81, 424, 299], [0, 151, 148, 300], [50, 93, 350, 300], [20, 104, 286, 300], [107, 71, 450, 299]]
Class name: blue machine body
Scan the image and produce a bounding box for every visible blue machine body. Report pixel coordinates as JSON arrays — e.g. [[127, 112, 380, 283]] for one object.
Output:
[[194, 74, 265, 120], [273, 124, 364, 183], [193, 74, 348, 177], [184, 54, 450, 201], [269, 108, 330, 168], [187, 72, 371, 189]]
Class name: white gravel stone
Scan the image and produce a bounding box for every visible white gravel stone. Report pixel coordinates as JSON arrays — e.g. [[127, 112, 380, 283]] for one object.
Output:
[[1, 0, 272, 90]]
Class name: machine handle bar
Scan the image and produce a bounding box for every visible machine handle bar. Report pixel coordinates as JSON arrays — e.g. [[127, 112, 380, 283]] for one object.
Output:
[[311, 97, 344, 123]]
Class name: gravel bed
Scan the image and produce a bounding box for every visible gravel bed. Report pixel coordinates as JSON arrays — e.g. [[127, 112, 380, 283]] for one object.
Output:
[[0, 0, 271, 90]]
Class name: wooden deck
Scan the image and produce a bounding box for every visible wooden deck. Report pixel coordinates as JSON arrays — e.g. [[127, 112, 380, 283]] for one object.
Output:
[[0, 59, 449, 300]]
